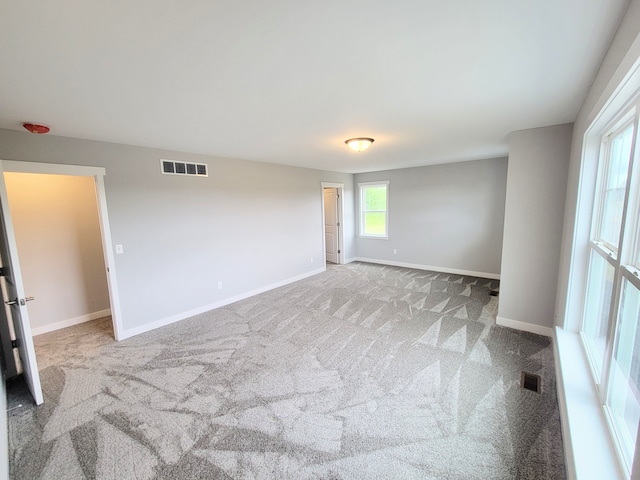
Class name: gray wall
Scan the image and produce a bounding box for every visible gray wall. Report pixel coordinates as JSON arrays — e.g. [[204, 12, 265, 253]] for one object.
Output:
[[0, 129, 354, 334], [354, 157, 507, 277], [498, 123, 573, 332]]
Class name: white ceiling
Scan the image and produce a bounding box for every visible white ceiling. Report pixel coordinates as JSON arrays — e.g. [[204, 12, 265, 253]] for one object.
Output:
[[0, 1, 629, 173]]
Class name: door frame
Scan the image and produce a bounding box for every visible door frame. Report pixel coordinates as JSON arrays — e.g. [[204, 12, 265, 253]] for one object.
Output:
[[0, 160, 124, 340], [321, 182, 345, 265]]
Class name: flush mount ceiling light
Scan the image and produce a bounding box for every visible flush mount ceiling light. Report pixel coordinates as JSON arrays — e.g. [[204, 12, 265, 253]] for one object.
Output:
[[23, 123, 50, 134], [345, 137, 374, 152]]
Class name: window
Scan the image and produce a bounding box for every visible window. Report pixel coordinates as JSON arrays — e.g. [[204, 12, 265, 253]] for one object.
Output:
[[359, 182, 388, 238], [580, 105, 640, 473]]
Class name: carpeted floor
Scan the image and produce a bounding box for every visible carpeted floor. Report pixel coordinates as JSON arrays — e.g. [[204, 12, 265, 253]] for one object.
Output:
[[7, 262, 565, 479]]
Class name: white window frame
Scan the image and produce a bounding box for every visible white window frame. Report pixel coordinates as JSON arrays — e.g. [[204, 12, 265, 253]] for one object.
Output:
[[557, 40, 640, 480], [359, 181, 389, 239], [581, 111, 636, 386], [591, 114, 635, 256], [578, 92, 640, 476]]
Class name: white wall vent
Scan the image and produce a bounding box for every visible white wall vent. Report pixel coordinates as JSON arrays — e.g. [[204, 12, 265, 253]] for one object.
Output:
[[160, 159, 208, 177]]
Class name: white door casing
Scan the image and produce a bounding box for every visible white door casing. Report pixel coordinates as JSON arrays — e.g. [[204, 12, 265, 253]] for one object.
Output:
[[0, 160, 123, 342], [0, 164, 43, 405], [0, 159, 124, 405], [324, 188, 339, 264]]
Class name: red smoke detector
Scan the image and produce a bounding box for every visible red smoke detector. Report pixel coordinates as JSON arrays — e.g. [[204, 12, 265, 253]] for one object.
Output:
[[22, 123, 50, 134]]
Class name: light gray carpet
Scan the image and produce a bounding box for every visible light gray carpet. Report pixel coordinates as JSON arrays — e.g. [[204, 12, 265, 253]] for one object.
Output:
[[7, 262, 565, 479]]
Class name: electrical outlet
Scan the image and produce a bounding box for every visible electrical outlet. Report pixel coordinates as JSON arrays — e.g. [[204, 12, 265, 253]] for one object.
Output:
[[393, 249, 397, 255], [115, 244, 124, 254], [310, 257, 314, 263], [217, 281, 223, 290]]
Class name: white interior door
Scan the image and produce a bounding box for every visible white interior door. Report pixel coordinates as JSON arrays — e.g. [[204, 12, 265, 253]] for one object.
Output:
[[324, 188, 339, 264], [0, 170, 43, 405]]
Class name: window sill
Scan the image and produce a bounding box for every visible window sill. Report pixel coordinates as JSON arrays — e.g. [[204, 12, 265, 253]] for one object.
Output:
[[358, 235, 388, 240], [554, 327, 627, 479]]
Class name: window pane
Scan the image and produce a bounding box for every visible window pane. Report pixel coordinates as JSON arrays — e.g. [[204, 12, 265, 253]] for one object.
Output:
[[364, 186, 387, 211], [364, 212, 386, 235], [583, 251, 615, 379], [601, 188, 628, 248], [608, 279, 640, 467], [599, 126, 633, 248]]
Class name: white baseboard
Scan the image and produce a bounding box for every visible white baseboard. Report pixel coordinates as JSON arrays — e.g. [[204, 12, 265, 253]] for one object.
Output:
[[32, 308, 112, 336], [120, 267, 326, 340], [354, 257, 500, 280], [496, 316, 554, 337], [343, 257, 357, 264]]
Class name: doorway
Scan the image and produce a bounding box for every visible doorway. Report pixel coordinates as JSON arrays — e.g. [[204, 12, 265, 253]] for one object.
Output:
[[321, 182, 345, 265], [0, 160, 122, 405], [5, 173, 112, 335]]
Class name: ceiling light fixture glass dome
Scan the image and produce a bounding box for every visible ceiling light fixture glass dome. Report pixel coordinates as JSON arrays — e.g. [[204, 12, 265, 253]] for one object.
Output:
[[345, 137, 374, 152]]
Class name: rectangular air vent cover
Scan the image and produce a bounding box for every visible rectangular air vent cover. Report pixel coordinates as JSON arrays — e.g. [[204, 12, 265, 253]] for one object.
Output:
[[161, 159, 208, 177], [521, 371, 542, 394]]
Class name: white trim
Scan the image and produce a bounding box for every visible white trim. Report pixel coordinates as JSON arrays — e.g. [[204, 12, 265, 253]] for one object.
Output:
[[31, 309, 112, 336], [344, 257, 357, 264], [354, 257, 500, 280], [0, 160, 124, 341], [94, 174, 124, 340], [358, 181, 390, 186], [495, 316, 554, 337], [2, 160, 105, 177], [555, 327, 626, 480], [119, 267, 326, 340]]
